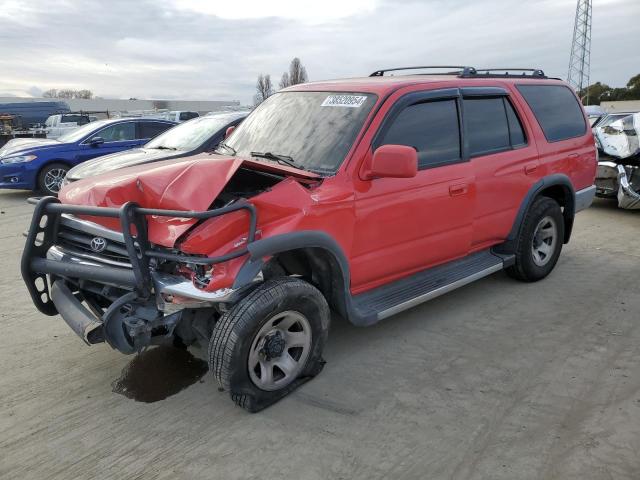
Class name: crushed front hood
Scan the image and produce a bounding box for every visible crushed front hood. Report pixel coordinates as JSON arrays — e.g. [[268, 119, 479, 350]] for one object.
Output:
[[58, 154, 244, 247]]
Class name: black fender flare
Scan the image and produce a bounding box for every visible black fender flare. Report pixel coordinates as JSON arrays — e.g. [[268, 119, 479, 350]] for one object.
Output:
[[234, 230, 356, 321], [501, 174, 576, 253]]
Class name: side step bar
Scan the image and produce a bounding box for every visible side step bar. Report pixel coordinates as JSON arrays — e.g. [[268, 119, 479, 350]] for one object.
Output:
[[351, 250, 513, 323]]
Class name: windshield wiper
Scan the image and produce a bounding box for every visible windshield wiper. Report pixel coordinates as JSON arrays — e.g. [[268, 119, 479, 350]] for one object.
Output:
[[152, 146, 178, 151], [217, 142, 236, 155], [250, 151, 297, 168]]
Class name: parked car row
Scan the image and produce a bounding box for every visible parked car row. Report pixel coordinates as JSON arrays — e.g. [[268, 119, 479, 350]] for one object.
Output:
[[0, 111, 247, 195]]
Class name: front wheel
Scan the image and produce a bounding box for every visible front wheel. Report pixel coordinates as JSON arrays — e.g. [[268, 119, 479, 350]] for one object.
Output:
[[506, 196, 564, 282], [209, 277, 330, 412], [38, 163, 69, 195]]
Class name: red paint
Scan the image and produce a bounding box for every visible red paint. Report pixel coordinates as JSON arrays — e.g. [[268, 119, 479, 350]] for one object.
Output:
[[57, 75, 597, 294]]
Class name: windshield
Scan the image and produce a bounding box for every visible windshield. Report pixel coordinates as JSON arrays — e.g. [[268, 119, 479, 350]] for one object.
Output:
[[57, 120, 112, 143], [217, 91, 377, 174], [146, 114, 242, 151]]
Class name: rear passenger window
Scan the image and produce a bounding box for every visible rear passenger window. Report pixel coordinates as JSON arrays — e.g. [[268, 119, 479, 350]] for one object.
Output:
[[463, 98, 510, 156], [516, 85, 586, 142], [139, 122, 172, 139], [463, 97, 528, 157], [380, 99, 461, 168]]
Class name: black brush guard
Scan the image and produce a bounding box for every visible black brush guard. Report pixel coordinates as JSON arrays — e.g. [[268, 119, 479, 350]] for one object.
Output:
[[21, 196, 257, 316]]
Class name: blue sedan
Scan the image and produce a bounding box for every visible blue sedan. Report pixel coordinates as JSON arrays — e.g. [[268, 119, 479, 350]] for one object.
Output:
[[0, 118, 176, 195]]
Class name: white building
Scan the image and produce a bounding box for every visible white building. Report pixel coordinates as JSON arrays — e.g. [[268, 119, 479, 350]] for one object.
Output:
[[0, 96, 241, 115]]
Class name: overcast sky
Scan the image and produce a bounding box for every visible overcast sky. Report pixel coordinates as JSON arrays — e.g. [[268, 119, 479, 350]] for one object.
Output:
[[0, 0, 637, 104]]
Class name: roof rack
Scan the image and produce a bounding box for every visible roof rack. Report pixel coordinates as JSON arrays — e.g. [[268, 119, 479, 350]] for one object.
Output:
[[369, 66, 475, 77], [462, 68, 546, 78], [369, 66, 547, 79]]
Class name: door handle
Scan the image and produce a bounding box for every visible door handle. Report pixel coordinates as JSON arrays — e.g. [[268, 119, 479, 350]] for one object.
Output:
[[524, 163, 538, 175], [449, 183, 468, 196]]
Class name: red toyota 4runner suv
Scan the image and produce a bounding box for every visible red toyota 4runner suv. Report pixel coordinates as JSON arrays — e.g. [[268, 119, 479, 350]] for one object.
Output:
[[22, 67, 597, 412]]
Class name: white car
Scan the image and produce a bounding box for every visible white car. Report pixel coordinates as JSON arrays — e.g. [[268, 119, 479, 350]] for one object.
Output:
[[44, 113, 96, 139], [164, 111, 200, 123]]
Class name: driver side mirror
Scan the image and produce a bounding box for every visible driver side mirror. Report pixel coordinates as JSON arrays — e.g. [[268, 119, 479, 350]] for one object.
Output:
[[88, 136, 104, 147], [362, 144, 418, 180], [225, 125, 236, 138]]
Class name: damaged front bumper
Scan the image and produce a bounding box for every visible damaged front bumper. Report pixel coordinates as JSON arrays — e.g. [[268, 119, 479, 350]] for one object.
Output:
[[596, 161, 640, 210], [21, 196, 257, 352]]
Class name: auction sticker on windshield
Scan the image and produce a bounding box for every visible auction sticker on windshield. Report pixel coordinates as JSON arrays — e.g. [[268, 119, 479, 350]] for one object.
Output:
[[321, 95, 367, 108]]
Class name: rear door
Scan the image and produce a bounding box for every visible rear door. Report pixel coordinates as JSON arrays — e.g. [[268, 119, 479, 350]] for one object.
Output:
[[515, 84, 593, 189], [351, 89, 475, 291], [461, 87, 540, 248]]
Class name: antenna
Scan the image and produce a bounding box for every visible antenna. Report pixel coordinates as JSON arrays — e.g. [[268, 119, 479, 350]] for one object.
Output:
[[567, 0, 592, 101]]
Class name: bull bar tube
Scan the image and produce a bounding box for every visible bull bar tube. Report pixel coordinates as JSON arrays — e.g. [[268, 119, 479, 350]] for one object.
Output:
[[21, 196, 257, 317]]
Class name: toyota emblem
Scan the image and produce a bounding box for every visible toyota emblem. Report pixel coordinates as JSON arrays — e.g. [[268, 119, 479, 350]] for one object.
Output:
[[90, 236, 107, 253]]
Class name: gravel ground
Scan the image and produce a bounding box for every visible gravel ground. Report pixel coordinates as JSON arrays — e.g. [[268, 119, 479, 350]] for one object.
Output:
[[0, 190, 639, 480]]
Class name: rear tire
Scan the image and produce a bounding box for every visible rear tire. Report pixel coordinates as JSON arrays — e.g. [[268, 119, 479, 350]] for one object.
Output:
[[506, 196, 564, 282], [209, 277, 330, 412], [38, 163, 69, 196]]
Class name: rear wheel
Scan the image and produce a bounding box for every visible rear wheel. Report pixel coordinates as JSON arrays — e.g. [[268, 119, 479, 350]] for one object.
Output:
[[38, 163, 69, 195], [209, 277, 330, 412], [506, 196, 564, 282]]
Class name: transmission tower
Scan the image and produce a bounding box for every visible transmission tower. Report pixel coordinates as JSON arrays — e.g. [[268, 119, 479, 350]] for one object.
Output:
[[567, 0, 592, 98]]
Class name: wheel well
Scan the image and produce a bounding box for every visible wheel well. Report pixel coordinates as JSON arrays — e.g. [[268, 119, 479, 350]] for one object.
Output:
[[37, 160, 71, 178], [266, 248, 348, 319], [537, 184, 575, 243]]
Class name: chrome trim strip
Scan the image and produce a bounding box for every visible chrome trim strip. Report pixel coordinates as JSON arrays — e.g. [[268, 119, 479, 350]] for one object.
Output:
[[59, 214, 125, 243], [575, 185, 596, 213], [47, 245, 132, 269], [151, 272, 235, 303], [377, 263, 504, 320]]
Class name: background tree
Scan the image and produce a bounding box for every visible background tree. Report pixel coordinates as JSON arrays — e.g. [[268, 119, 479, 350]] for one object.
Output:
[[578, 82, 612, 105], [75, 89, 93, 99], [254, 74, 274, 105], [287, 57, 308, 86], [579, 73, 640, 105], [279, 72, 290, 89], [40, 88, 94, 99]]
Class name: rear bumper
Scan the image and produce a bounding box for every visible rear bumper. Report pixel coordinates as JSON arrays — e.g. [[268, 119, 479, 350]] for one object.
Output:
[[575, 185, 597, 213]]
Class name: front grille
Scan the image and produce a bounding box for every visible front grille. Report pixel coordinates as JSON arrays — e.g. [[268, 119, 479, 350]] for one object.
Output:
[[56, 215, 133, 268]]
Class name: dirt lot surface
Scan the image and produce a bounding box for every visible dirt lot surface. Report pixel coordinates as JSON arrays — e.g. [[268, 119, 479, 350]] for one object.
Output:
[[1, 190, 639, 480]]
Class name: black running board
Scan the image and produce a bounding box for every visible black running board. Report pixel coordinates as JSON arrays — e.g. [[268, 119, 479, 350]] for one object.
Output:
[[350, 250, 514, 325]]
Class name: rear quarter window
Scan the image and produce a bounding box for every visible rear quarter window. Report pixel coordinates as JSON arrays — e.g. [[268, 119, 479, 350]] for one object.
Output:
[[516, 85, 586, 142]]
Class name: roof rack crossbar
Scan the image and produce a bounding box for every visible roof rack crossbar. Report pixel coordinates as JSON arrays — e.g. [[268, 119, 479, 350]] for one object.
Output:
[[370, 66, 476, 77], [461, 68, 546, 78]]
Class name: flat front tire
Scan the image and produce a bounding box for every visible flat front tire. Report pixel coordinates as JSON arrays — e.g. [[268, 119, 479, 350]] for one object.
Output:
[[209, 277, 330, 412]]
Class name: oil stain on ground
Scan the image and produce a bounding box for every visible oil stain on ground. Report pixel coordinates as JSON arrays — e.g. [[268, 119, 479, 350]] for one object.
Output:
[[112, 346, 208, 403]]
